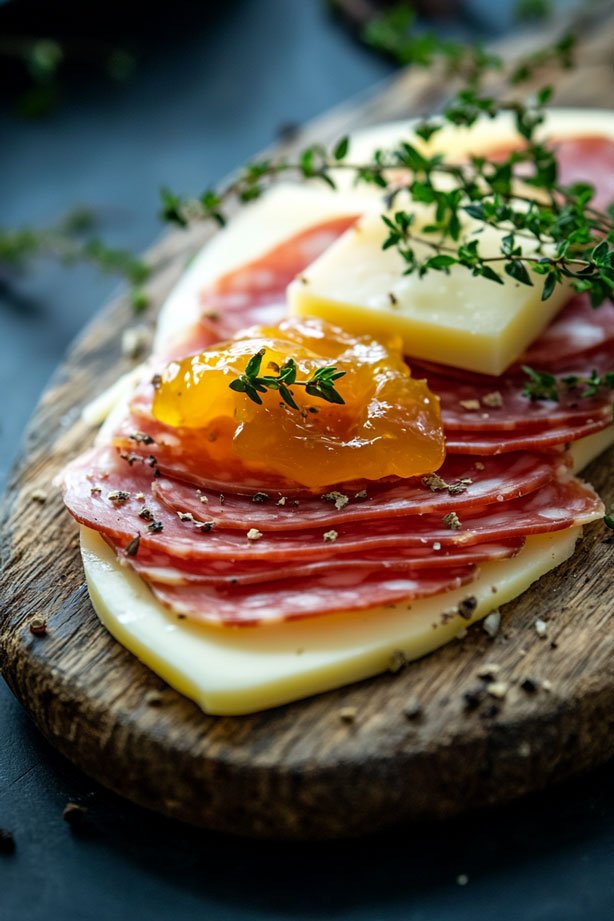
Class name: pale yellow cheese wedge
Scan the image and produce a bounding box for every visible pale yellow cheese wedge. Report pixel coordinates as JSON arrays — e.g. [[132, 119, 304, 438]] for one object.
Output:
[[82, 526, 580, 716], [288, 208, 571, 376], [289, 109, 614, 375]]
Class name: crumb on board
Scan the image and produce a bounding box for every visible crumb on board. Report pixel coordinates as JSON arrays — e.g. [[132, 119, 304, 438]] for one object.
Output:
[[403, 698, 423, 721], [487, 681, 509, 700], [482, 610, 501, 638], [144, 689, 164, 707], [477, 662, 501, 680], [122, 325, 151, 359], [30, 488, 48, 503], [29, 617, 48, 637], [339, 706, 358, 723]]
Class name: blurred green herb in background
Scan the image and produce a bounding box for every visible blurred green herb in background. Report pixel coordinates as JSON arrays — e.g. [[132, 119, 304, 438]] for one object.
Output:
[[514, 0, 553, 22], [0, 210, 150, 312], [0, 34, 136, 118]]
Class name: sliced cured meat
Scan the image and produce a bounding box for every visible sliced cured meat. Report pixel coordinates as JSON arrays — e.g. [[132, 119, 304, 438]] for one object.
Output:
[[555, 135, 614, 211], [487, 136, 614, 210], [149, 565, 476, 626], [151, 453, 564, 530], [118, 388, 601, 490], [542, 342, 614, 379], [117, 392, 610, 478], [520, 294, 614, 368], [60, 449, 602, 563], [446, 417, 611, 454], [113, 407, 302, 491], [409, 298, 613, 446], [115, 537, 524, 586], [165, 215, 358, 357], [423, 368, 612, 433]]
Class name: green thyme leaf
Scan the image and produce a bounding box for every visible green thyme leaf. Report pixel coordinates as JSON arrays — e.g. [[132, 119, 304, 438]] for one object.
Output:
[[333, 136, 350, 161], [245, 348, 266, 379], [229, 355, 346, 410], [505, 260, 533, 286]]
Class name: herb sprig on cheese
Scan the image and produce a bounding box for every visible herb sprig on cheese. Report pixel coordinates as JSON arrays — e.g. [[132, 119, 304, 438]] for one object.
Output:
[[159, 32, 613, 313]]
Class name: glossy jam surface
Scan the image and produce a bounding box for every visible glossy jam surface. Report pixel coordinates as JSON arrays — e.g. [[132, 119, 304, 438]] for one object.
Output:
[[152, 317, 445, 490]]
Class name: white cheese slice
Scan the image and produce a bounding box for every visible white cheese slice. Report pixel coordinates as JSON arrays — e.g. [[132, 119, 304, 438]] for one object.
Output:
[[81, 525, 580, 716], [82, 365, 148, 429], [570, 423, 614, 472]]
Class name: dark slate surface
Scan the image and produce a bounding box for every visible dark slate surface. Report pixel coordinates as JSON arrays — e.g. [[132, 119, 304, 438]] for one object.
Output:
[[1, 2, 612, 919]]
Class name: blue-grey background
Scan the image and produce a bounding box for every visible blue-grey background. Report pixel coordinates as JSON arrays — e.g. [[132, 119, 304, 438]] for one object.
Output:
[[1, 2, 612, 919]]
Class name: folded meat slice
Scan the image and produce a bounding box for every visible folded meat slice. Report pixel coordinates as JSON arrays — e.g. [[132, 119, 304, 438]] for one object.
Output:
[[164, 214, 359, 359], [446, 418, 610, 455], [150, 452, 564, 529], [520, 294, 614, 369], [60, 448, 603, 565], [148, 565, 477, 626], [422, 369, 612, 434], [112, 536, 525, 586]]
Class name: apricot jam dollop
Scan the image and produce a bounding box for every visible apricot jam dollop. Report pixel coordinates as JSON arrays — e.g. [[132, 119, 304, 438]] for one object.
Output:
[[152, 317, 444, 490]]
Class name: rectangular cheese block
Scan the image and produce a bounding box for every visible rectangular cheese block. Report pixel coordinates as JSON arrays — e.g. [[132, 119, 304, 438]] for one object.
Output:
[[288, 210, 572, 375]]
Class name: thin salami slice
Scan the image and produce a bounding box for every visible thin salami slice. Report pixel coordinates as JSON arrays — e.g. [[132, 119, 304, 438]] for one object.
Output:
[[149, 565, 476, 626], [445, 417, 611, 454], [116, 397, 610, 477], [61, 450, 602, 563], [151, 452, 564, 530], [113, 536, 524, 586], [422, 368, 612, 433], [165, 215, 358, 358], [520, 294, 614, 369], [487, 136, 614, 210], [555, 135, 614, 211]]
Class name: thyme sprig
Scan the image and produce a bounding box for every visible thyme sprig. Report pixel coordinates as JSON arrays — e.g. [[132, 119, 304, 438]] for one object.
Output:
[[363, 2, 573, 89], [229, 349, 346, 410], [0, 209, 150, 311], [160, 81, 613, 308], [522, 365, 614, 401]]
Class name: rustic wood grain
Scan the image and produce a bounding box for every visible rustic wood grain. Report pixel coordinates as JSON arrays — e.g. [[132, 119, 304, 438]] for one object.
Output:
[[1, 12, 613, 839]]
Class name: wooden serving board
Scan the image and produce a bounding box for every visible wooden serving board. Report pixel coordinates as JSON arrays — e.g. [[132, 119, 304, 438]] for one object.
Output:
[[1, 11, 613, 839]]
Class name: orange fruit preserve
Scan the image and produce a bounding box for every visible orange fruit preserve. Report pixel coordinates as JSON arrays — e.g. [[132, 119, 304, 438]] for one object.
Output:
[[152, 317, 445, 490]]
